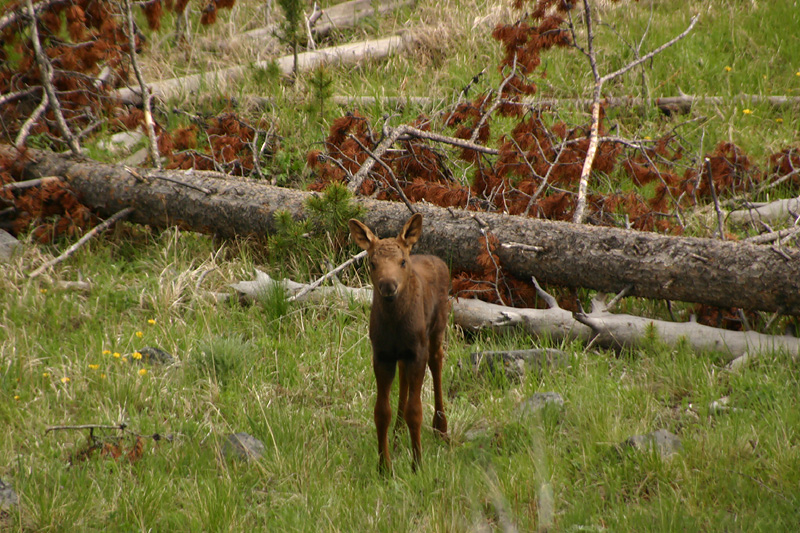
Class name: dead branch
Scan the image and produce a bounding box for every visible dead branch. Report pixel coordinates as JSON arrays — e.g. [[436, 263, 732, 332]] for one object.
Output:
[[1, 176, 61, 191], [0, 0, 70, 33], [348, 124, 499, 192], [29, 207, 134, 278], [13, 92, 48, 149], [571, 9, 699, 224], [25, 0, 81, 155], [124, 0, 161, 169], [288, 250, 367, 302]]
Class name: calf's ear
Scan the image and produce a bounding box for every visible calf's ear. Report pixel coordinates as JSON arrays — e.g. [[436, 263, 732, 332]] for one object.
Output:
[[348, 219, 377, 250], [399, 213, 423, 248]]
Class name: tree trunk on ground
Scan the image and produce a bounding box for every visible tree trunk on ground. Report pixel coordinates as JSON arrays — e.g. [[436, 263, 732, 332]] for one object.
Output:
[[728, 196, 800, 226], [225, 270, 800, 360], [117, 35, 410, 105], [215, 0, 414, 52], [4, 145, 800, 315]]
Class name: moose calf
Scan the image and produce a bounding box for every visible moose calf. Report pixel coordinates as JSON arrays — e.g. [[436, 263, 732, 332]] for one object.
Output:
[[348, 213, 450, 473]]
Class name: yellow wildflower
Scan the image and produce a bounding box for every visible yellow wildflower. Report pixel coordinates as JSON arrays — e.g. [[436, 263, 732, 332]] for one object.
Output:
[[724, 66, 732, 72], [121, 357, 128, 363], [742, 109, 752, 115], [61, 377, 70, 384], [135, 331, 144, 338], [100, 373, 106, 379], [147, 319, 156, 325], [39, 288, 47, 294], [14, 395, 20, 401], [42, 372, 49, 378], [138, 368, 148, 376], [776, 118, 784, 123], [132, 351, 142, 360], [88, 364, 100, 370], [113, 352, 121, 358], [102, 350, 111, 355]]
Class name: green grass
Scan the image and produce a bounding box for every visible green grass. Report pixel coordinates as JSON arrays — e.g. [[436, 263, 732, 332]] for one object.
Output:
[[3, 0, 800, 530], [2, 228, 800, 531]]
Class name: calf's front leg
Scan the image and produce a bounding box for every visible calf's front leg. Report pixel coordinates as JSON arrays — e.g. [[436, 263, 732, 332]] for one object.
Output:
[[373, 359, 395, 474]]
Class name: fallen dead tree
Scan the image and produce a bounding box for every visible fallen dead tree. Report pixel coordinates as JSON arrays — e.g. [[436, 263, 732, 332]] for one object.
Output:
[[325, 94, 800, 115], [217, 0, 414, 52], [728, 196, 800, 226], [117, 34, 411, 105], [225, 270, 800, 361], [3, 145, 800, 315]]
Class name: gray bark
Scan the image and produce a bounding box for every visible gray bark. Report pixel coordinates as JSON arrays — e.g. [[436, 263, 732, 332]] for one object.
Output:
[[226, 270, 800, 360], [4, 145, 800, 315]]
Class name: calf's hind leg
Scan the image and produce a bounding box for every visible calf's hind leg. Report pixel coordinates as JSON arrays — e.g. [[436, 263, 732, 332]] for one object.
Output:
[[428, 344, 448, 438]]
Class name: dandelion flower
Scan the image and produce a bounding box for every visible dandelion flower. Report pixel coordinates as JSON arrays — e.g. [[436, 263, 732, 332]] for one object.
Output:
[[113, 352, 121, 358], [121, 357, 128, 363], [102, 350, 111, 355], [138, 368, 148, 376], [147, 319, 156, 325], [61, 377, 70, 384], [100, 373, 107, 379], [135, 331, 143, 338], [776, 118, 784, 123], [724, 66, 732, 72], [14, 395, 20, 401], [39, 288, 47, 294], [132, 351, 143, 360], [742, 109, 752, 115], [88, 364, 100, 370], [42, 372, 49, 378]]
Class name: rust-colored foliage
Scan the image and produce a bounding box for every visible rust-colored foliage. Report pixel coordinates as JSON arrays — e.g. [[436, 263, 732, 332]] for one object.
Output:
[[0, 0, 232, 162], [164, 111, 270, 176], [9, 177, 96, 242], [693, 304, 758, 332], [769, 146, 800, 187], [689, 142, 760, 199], [70, 433, 147, 465], [142, 0, 164, 31]]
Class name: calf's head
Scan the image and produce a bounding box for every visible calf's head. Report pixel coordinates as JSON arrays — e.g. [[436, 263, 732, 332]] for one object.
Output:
[[348, 214, 423, 302]]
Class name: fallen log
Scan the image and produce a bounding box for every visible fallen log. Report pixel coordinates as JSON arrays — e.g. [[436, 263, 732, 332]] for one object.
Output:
[[3, 145, 800, 315], [216, 0, 414, 52], [117, 34, 411, 105], [325, 94, 800, 115], [727, 196, 800, 226], [226, 270, 800, 360]]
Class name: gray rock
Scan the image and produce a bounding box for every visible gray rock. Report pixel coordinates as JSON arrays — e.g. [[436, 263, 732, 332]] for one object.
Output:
[[0, 229, 20, 262], [222, 432, 265, 462], [518, 392, 565, 417], [134, 347, 175, 366], [471, 349, 570, 382], [622, 429, 683, 458], [0, 478, 18, 511]]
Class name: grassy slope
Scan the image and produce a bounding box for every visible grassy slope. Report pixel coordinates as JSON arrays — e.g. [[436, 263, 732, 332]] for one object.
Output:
[[3, 0, 800, 530]]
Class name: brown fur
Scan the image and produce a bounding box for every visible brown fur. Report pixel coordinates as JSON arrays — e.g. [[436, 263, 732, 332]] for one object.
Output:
[[348, 214, 450, 473]]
